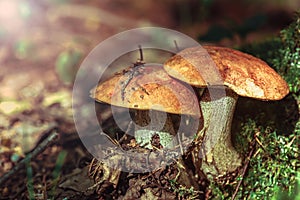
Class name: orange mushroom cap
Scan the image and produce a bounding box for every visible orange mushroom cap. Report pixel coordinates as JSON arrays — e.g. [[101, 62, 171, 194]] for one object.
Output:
[[91, 65, 200, 116], [164, 45, 289, 100]]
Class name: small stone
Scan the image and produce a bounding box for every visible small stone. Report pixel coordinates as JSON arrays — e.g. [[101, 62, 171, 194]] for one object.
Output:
[[2, 187, 9, 197]]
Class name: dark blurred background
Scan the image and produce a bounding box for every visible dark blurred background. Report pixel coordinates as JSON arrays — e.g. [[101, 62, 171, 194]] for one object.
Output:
[[0, 0, 299, 100]]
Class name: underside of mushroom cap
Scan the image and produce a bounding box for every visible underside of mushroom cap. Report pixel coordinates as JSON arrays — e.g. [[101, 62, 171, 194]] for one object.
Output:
[[164, 45, 289, 100], [91, 65, 200, 116]]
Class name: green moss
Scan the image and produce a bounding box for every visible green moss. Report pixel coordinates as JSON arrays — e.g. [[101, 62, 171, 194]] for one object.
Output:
[[207, 120, 299, 199], [240, 122, 299, 199], [212, 120, 300, 200]]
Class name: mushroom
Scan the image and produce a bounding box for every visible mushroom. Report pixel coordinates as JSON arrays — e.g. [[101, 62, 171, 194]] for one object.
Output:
[[164, 45, 289, 176], [91, 64, 200, 150]]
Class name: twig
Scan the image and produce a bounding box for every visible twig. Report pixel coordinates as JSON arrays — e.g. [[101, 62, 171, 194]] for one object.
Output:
[[254, 132, 275, 160], [138, 45, 144, 62], [118, 121, 134, 143], [177, 133, 184, 155], [174, 40, 179, 52], [231, 140, 256, 200], [0, 131, 59, 185], [254, 136, 266, 151], [121, 45, 145, 101], [99, 131, 122, 148]]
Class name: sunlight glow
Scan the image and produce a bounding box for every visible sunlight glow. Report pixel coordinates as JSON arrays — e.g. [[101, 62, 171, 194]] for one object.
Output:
[[0, 0, 26, 34]]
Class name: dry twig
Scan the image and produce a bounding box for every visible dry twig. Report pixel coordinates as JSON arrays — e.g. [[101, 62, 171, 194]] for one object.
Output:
[[231, 138, 256, 200], [0, 131, 59, 185]]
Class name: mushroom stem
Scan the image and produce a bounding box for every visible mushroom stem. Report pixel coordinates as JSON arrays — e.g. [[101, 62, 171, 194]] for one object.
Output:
[[195, 88, 241, 177], [133, 110, 177, 149]]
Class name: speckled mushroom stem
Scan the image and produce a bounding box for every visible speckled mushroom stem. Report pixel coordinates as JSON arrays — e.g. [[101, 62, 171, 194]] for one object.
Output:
[[194, 88, 241, 178], [133, 110, 177, 149]]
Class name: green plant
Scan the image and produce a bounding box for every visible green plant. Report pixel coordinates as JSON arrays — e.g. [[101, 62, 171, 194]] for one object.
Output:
[[24, 150, 67, 199], [208, 119, 299, 200], [169, 179, 200, 199], [271, 172, 300, 200], [234, 120, 299, 200], [26, 160, 35, 200], [49, 150, 67, 199]]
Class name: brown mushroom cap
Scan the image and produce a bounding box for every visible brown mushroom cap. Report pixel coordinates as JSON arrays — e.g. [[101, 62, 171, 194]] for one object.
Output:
[[91, 65, 200, 116], [164, 45, 289, 100]]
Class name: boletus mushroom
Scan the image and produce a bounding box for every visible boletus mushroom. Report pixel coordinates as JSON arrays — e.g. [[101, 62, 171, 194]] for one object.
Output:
[[91, 64, 200, 150], [164, 45, 289, 177]]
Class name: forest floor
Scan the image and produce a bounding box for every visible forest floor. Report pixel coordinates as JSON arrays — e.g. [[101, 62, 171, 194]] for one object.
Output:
[[0, 0, 298, 199]]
